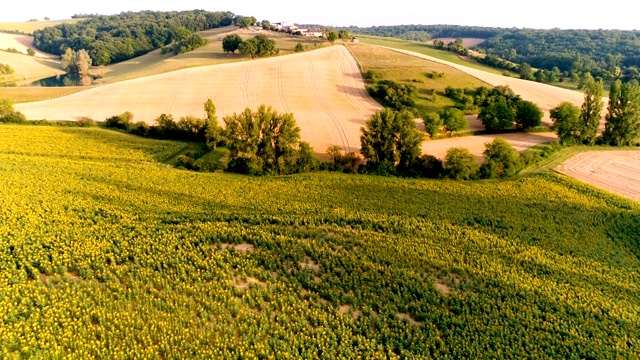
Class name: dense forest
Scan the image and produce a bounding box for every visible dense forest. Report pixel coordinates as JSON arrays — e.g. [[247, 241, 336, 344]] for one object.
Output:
[[33, 10, 238, 65], [346, 25, 640, 80]]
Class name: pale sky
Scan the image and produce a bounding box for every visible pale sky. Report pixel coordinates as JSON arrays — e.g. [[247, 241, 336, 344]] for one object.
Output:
[[1, 0, 638, 30]]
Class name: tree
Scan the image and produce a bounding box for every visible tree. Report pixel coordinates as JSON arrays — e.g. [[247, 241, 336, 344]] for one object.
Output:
[[240, 35, 278, 58], [27, 48, 35, 56], [579, 73, 604, 145], [401, 154, 444, 178], [602, 80, 640, 146], [0, 99, 26, 123], [338, 30, 352, 41], [327, 31, 338, 43], [240, 16, 256, 28], [105, 112, 133, 130], [423, 112, 443, 138], [44, 17, 50, 21], [360, 108, 423, 175], [222, 34, 243, 53], [550, 102, 582, 145], [444, 147, 479, 180], [204, 99, 223, 148], [480, 138, 523, 178], [367, 80, 417, 110], [441, 108, 468, 134], [516, 100, 543, 131], [478, 99, 515, 132], [296, 141, 320, 173], [518, 63, 534, 80], [224, 105, 301, 175], [261, 20, 271, 30], [294, 43, 304, 53], [61, 48, 92, 77]]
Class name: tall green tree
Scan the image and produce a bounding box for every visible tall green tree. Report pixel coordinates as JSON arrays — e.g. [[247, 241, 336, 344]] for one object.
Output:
[[441, 108, 468, 134], [224, 105, 301, 174], [222, 34, 243, 53], [602, 80, 640, 146], [444, 147, 479, 180], [204, 99, 223, 148], [479, 99, 515, 132], [579, 73, 604, 145], [327, 31, 338, 43], [61, 48, 92, 77], [550, 102, 582, 145], [360, 108, 423, 174], [423, 112, 443, 138], [480, 138, 523, 178], [516, 100, 543, 131]]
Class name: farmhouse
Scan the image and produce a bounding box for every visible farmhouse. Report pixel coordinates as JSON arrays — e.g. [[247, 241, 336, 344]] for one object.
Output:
[[272, 21, 295, 30]]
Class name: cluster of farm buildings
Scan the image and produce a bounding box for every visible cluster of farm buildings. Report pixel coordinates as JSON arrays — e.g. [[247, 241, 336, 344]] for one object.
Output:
[[265, 22, 324, 38]]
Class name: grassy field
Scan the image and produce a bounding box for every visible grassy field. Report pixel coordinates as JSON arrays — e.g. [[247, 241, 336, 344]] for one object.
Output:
[[347, 43, 488, 114], [357, 35, 507, 76], [0, 124, 638, 358], [0, 19, 82, 35]]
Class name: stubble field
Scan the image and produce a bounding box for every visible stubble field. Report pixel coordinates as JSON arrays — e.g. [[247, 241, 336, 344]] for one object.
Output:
[[16, 46, 382, 153], [557, 150, 640, 201]]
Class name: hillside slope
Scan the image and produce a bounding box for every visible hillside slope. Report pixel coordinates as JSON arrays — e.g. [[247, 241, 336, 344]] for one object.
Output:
[[16, 46, 382, 153], [0, 125, 638, 358]]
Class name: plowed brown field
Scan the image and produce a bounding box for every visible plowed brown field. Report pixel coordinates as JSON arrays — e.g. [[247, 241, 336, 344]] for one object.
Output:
[[557, 151, 640, 201], [16, 46, 383, 153]]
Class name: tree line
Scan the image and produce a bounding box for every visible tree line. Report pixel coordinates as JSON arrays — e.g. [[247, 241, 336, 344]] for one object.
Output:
[[551, 75, 640, 147], [345, 24, 640, 82], [33, 10, 239, 65]]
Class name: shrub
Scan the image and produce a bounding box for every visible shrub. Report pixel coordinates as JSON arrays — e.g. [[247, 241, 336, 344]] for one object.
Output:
[[363, 70, 382, 83], [444, 147, 479, 180], [516, 101, 543, 131], [480, 138, 523, 178], [105, 111, 133, 130], [441, 108, 468, 134], [400, 154, 444, 178], [77, 117, 95, 127]]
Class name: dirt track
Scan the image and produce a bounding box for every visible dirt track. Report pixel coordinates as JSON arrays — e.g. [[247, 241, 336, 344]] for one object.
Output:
[[557, 151, 640, 202], [16, 46, 382, 153]]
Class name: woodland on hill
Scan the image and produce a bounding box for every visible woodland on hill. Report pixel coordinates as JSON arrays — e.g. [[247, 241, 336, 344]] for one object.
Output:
[[346, 25, 640, 80], [32, 10, 239, 65]]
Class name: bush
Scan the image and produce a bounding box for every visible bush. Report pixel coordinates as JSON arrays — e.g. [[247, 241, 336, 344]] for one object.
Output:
[[294, 43, 304, 53], [326, 145, 362, 174], [0, 99, 27, 124], [105, 112, 134, 130], [77, 117, 95, 127], [399, 154, 444, 178], [441, 108, 468, 134], [478, 99, 515, 132], [423, 112, 443, 138], [367, 80, 417, 110], [444, 147, 479, 180], [363, 70, 382, 83], [480, 138, 523, 178]]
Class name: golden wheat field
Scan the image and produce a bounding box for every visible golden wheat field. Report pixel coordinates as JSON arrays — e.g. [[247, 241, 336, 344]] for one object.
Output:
[[557, 150, 640, 201], [16, 46, 383, 153]]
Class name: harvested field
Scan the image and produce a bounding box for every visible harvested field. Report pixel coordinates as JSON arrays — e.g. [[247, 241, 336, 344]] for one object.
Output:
[[0, 19, 81, 34], [557, 151, 640, 202], [431, 38, 486, 47], [423, 132, 558, 160], [16, 46, 382, 153], [0, 33, 56, 58], [0, 50, 62, 81]]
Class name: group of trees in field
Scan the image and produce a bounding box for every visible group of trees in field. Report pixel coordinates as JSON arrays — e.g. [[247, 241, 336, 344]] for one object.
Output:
[[33, 10, 238, 65], [0, 63, 15, 75], [363, 70, 417, 111], [357, 106, 538, 180], [61, 48, 92, 76], [222, 34, 279, 58], [103, 101, 317, 175], [343, 25, 640, 82], [551, 75, 640, 147]]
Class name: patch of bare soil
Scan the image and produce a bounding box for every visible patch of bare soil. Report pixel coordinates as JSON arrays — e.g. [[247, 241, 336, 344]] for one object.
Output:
[[234, 277, 266, 290], [557, 150, 640, 202], [221, 242, 255, 253], [396, 313, 422, 326]]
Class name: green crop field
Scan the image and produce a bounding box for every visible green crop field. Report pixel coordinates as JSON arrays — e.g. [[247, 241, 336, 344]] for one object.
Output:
[[347, 43, 488, 114], [0, 125, 638, 358], [356, 35, 506, 75]]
